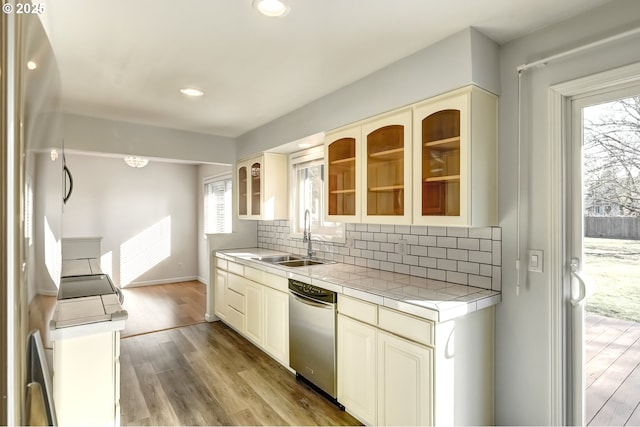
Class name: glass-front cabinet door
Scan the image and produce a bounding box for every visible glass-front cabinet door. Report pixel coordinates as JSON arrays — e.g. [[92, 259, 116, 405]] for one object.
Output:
[[412, 86, 497, 226], [326, 126, 361, 222], [421, 108, 462, 217], [238, 164, 248, 216], [250, 161, 261, 217], [362, 109, 412, 224], [237, 153, 288, 220]]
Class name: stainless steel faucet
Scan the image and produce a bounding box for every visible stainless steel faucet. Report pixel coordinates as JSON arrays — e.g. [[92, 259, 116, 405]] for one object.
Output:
[[303, 209, 315, 258]]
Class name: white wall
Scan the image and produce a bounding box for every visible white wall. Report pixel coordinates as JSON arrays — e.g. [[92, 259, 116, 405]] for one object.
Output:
[[235, 27, 500, 159], [496, 1, 640, 424], [62, 153, 199, 288], [63, 113, 235, 165]]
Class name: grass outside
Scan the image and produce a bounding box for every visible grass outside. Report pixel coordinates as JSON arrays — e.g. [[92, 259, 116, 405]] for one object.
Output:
[[584, 237, 640, 323]]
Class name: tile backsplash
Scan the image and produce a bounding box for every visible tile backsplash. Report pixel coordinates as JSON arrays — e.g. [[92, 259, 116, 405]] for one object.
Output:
[[257, 221, 502, 292]]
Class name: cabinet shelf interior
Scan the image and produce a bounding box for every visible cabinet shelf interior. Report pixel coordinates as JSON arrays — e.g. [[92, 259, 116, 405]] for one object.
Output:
[[423, 136, 460, 150], [330, 157, 356, 165], [424, 175, 460, 183], [368, 185, 404, 192], [368, 147, 404, 160]]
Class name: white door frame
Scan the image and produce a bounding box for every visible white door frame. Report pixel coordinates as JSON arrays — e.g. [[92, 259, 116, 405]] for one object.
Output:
[[548, 62, 640, 426]]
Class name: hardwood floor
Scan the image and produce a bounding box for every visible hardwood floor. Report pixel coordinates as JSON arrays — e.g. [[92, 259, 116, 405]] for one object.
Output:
[[120, 322, 360, 426], [30, 280, 358, 425], [27, 280, 207, 346], [120, 280, 206, 337]]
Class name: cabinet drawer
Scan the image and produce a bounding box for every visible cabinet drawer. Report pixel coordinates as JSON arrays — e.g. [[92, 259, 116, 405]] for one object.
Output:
[[227, 261, 244, 276], [339, 295, 377, 325], [378, 307, 434, 346], [244, 266, 263, 283], [262, 271, 287, 292], [226, 306, 245, 331], [215, 257, 227, 271], [227, 289, 244, 313], [227, 273, 246, 295]]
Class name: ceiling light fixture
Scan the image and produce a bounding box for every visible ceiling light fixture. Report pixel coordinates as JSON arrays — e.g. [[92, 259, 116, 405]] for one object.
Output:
[[180, 87, 204, 97], [124, 156, 149, 168], [252, 0, 290, 17], [27, 60, 37, 70]]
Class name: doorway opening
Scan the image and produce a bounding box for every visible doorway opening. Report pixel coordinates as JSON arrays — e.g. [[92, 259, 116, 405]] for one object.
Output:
[[581, 96, 640, 426]]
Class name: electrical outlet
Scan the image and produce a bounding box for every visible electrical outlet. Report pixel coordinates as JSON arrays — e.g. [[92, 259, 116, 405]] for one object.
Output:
[[177, 262, 184, 271], [346, 237, 354, 248], [398, 239, 408, 255]]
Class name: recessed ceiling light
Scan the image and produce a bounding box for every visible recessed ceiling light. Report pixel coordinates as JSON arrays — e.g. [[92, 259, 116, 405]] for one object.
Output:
[[252, 0, 290, 17], [180, 87, 204, 97], [27, 61, 37, 70]]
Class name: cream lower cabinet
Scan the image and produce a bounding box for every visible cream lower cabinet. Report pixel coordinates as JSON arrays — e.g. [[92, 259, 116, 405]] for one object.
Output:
[[213, 257, 289, 368], [337, 295, 494, 426], [377, 331, 433, 426], [214, 267, 228, 322], [245, 280, 264, 345], [53, 331, 121, 427], [263, 285, 289, 366], [337, 315, 377, 425]]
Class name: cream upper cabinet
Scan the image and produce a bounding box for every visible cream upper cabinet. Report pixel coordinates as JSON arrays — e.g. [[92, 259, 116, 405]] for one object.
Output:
[[362, 109, 413, 224], [412, 85, 497, 226], [237, 153, 288, 220], [325, 109, 412, 224], [325, 125, 362, 222]]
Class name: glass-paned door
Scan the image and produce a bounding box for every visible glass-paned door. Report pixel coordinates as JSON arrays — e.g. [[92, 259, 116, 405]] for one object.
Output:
[[568, 90, 640, 427]]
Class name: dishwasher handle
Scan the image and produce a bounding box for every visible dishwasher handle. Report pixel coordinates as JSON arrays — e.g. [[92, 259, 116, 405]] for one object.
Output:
[[289, 289, 334, 309]]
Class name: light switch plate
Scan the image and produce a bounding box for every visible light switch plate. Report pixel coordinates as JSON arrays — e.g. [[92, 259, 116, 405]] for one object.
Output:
[[528, 249, 544, 273]]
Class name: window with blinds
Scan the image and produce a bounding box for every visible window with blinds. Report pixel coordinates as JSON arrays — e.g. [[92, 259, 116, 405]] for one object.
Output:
[[204, 175, 232, 234]]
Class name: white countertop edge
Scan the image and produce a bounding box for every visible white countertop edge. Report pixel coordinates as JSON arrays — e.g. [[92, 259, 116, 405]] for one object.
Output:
[[217, 248, 501, 322], [342, 287, 385, 305], [50, 318, 126, 341]]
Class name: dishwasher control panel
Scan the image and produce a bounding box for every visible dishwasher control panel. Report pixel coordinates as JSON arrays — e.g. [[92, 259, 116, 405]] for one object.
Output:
[[288, 279, 336, 303]]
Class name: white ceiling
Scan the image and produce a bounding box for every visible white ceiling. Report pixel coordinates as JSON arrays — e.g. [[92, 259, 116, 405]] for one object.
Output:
[[40, 0, 611, 138]]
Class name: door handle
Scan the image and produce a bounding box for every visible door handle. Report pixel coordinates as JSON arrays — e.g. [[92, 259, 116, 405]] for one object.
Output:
[[569, 258, 588, 306], [63, 155, 73, 204]]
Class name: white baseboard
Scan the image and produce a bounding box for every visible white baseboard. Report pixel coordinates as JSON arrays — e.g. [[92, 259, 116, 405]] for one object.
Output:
[[122, 276, 201, 288]]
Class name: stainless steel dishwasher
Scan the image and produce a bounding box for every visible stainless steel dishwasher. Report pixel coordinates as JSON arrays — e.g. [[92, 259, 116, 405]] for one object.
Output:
[[288, 278, 339, 402]]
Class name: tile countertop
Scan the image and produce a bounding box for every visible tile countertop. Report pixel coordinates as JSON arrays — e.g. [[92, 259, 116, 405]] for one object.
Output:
[[216, 248, 501, 323], [49, 272, 128, 340]]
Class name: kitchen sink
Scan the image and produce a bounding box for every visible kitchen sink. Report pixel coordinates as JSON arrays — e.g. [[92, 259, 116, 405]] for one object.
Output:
[[278, 259, 327, 267], [250, 254, 333, 267], [251, 254, 302, 263]]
